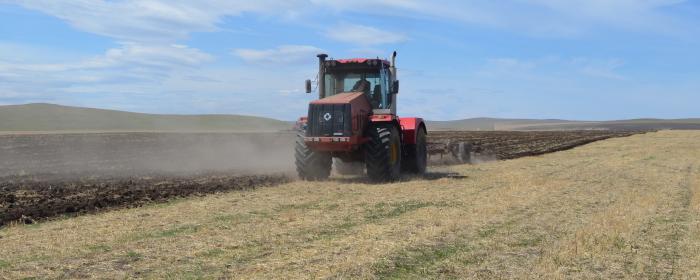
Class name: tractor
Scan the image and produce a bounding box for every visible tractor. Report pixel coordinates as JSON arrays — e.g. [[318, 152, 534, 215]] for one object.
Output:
[[295, 52, 427, 182]]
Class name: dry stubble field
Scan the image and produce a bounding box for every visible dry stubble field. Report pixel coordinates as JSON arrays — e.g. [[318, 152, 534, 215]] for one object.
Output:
[[1, 130, 699, 279]]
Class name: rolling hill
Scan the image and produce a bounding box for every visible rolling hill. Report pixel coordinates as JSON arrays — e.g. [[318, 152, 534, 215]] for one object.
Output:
[[0, 103, 293, 132], [1, 103, 698, 132], [426, 118, 586, 131], [427, 118, 700, 131]]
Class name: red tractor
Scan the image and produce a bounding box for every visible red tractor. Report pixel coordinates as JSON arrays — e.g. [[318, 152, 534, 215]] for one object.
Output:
[[295, 52, 427, 182]]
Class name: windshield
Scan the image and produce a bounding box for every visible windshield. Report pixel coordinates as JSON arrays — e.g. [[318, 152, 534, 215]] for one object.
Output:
[[324, 71, 391, 109]]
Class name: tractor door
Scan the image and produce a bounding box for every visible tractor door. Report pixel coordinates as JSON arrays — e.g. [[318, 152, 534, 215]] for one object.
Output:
[[371, 67, 393, 114]]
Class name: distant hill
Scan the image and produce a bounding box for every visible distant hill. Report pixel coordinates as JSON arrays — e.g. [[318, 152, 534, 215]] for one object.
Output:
[[426, 118, 586, 131], [0, 103, 293, 132], [1, 103, 698, 133], [510, 119, 700, 131], [427, 118, 700, 131]]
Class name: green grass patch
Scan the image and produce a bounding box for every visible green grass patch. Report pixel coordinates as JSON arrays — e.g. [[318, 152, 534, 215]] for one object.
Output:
[[0, 259, 10, 269], [125, 251, 143, 262], [275, 201, 320, 211], [24, 254, 50, 262], [156, 224, 200, 238], [166, 262, 218, 280], [372, 242, 472, 279], [477, 218, 519, 238], [247, 210, 271, 218], [325, 203, 340, 210], [213, 213, 248, 224], [365, 200, 446, 222], [227, 241, 274, 265], [198, 248, 225, 258], [275, 201, 340, 212], [313, 220, 358, 240], [86, 244, 112, 253], [460, 252, 486, 266], [125, 224, 201, 241], [508, 235, 544, 247], [613, 235, 627, 250], [477, 227, 497, 238]]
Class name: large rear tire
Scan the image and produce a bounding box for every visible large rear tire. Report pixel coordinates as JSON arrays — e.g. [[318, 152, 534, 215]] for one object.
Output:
[[295, 130, 331, 180], [365, 124, 402, 182], [403, 126, 427, 174]]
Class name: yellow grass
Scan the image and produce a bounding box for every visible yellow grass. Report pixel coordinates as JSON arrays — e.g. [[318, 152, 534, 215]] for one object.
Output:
[[1, 130, 699, 279]]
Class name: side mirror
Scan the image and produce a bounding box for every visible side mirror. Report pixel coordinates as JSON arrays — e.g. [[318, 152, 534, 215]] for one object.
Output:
[[392, 80, 399, 94], [305, 79, 312, 93]]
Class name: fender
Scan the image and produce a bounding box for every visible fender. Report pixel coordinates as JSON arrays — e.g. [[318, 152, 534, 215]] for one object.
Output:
[[398, 117, 426, 145], [369, 114, 401, 135]]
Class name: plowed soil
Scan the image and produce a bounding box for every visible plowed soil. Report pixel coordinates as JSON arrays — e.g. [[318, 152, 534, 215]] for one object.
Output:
[[428, 130, 641, 163], [0, 130, 641, 226], [0, 173, 290, 226]]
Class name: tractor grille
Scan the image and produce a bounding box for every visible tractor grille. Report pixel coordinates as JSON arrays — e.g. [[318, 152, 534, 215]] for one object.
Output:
[[307, 104, 351, 137]]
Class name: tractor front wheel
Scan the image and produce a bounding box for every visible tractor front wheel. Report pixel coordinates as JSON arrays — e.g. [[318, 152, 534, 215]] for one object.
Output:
[[365, 124, 402, 182], [295, 130, 331, 180]]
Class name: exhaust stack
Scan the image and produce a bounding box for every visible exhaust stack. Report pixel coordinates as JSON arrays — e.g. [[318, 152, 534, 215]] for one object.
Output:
[[390, 51, 397, 115], [317, 53, 328, 99]]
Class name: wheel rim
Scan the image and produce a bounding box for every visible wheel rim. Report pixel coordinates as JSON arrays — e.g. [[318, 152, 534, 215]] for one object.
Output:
[[389, 140, 399, 165]]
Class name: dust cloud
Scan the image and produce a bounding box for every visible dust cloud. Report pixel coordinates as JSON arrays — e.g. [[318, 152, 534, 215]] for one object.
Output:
[[0, 132, 297, 179], [468, 153, 498, 164]]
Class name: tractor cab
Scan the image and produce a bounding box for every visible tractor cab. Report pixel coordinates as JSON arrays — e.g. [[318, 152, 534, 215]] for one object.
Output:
[[306, 55, 399, 116], [321, 58, 393, 110]]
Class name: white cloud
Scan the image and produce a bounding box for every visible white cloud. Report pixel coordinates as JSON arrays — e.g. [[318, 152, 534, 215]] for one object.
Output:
[[0, 43, 210, 74], [475, 58, 537, 79], [314, 0, 690, 37], [574, 58, 626, 80], [10, 0, 304, 42], [0, 41, 318, 118], [346, 48, 387, 58], [326, 23, 407, 45], [0, 43, 212, 96], [473, 56, 628, 82], [232, 45, 323, 64], [99, 43, 213, 68], [8, 0, 692, 44]]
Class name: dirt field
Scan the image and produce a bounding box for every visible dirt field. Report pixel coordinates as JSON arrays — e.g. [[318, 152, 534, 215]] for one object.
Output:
[[0, 131, 637, 177], [1, 130, 698, 279], [0, 173, 290, 226], [0, 132, 297, 226], [0, 132, 296, 177], [0, 131, 637, 226], [428, 130, 640, 163]]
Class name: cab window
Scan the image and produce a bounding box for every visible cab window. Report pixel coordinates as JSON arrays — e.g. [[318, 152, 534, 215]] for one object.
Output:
[[324, 71, 390, 109]]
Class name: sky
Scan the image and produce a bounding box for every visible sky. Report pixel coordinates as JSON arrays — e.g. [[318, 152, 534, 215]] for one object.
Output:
[[0, 0, 698, 121]]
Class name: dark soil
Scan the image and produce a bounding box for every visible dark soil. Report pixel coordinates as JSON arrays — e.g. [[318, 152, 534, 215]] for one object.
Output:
[[0, 130, 644, 226], [0, 172, 290, 226], [427, 130, 644, 164]]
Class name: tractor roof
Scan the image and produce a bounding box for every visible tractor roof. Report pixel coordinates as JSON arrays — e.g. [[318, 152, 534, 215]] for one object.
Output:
[[332, 58, 390, 66]]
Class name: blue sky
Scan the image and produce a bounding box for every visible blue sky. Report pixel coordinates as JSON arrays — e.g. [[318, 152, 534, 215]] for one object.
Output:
[[0, 1, 698, 121]]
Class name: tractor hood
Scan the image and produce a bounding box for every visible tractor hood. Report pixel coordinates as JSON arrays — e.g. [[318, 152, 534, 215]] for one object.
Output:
[[311, 92, 366, 105], [305, 91, 372, 138]]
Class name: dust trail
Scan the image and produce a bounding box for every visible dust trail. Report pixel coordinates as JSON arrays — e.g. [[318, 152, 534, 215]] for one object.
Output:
[[0, 132, 297, 179], [468, 152, 498, 164]]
